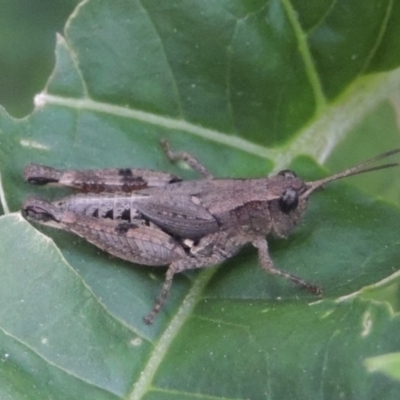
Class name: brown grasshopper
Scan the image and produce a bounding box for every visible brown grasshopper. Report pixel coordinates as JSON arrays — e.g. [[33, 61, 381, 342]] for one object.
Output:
[[22, 142, 400, 324]]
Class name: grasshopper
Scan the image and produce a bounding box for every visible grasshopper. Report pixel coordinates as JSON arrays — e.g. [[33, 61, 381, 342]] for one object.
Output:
[[22, 142, 400, 324]]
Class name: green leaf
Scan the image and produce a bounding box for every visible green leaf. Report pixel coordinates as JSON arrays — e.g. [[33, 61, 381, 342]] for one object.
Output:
[[1, 1, 400, 399], [365, 353, 400, 382]]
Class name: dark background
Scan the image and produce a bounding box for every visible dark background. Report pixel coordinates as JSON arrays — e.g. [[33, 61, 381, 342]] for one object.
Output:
[[0, 0, 80, 117]]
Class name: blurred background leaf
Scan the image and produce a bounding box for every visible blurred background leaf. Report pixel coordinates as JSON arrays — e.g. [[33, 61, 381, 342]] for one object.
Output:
[[0, 0, 80, 118]]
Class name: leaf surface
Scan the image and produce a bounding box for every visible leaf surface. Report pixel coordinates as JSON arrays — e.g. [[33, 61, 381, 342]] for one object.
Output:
[[1, 1, 400, 399]]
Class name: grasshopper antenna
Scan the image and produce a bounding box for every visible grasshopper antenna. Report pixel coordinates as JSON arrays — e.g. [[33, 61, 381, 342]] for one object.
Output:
[[302, 148, 400, 198]]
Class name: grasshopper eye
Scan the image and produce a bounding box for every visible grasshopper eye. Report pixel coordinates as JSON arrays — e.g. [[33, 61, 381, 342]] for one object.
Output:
[[279, 188, 299, 213], [278, 170, 297, 179]]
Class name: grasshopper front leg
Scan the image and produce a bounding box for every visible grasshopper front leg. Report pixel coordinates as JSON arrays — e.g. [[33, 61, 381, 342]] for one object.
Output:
[[252, 238, 322, 294]]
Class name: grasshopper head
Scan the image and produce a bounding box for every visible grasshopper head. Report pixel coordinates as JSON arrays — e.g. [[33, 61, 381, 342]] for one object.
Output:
[[269, 149, 400, 238], [266, 170, 309, 238]]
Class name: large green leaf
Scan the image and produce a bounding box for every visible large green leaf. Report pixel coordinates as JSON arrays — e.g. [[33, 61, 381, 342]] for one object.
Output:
[[1, 0, 400, 398]]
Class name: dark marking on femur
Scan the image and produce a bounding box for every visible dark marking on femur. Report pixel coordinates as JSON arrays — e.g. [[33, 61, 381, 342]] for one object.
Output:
[[105, 209, 114, 219], [169, 176, 182, 184], [27, 177, 59, 185], [80, 182, 106, 193], [115, 222, 137, 234], [118, 170, 148, 191], [118, 168, 133, 177], [121, 209, 131, 221]]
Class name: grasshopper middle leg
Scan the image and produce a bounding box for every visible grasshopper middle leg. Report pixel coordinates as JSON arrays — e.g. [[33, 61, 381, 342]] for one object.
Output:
[[161, 139, 213, 178]]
